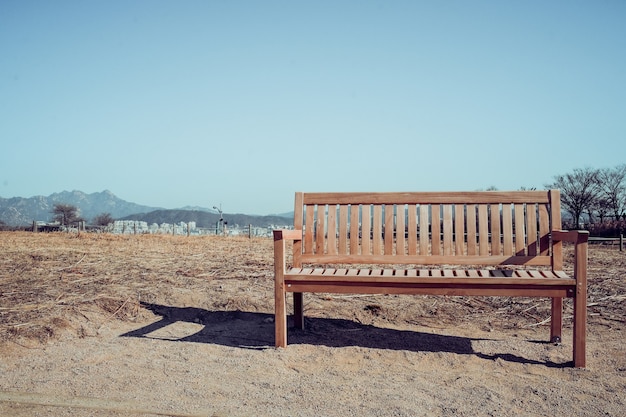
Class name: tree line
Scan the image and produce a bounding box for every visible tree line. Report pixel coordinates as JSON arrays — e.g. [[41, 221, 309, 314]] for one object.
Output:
[[546, 164, 626, 235]]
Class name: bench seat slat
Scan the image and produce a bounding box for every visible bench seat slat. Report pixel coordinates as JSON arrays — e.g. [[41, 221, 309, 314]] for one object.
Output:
[[284, 267, 574, 286]]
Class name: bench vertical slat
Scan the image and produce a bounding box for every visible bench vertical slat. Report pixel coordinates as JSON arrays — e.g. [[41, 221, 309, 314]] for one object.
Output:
[[350, 204, 359, 255], [455, 204, 466, 255], [490, 203, 501, 255], [514, 204, 526, 255], [338, 205, 349, 255], [362, 205, 371, 255], [419, 205, 429, 255], [304, 204, 315, 255], [316, 205, 325, 255], [293, 192, 304, 267], [551, 190, 563, 270], [432, 205, 441, 255], [539, 203, 550, 256], [467, 204, 477, 255], [327, 204, 337, 255], [443, 204, 453, 256], [502, 204, 514, 256], [373, 205, 383, 255], [408, 204, 418, 255], [385, 204, 395, 255], [478, 204, 489, 256], [396, 204, 406, 255], [527, 203, 538, 256]]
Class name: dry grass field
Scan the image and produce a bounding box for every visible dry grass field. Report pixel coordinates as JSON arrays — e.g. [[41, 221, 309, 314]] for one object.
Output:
[[1, 231, 625, 416]]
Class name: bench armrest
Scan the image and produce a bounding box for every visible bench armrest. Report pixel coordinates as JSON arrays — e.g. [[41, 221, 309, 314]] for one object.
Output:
[[273, 229, 302, 241], [274, 229, 302, 278], [552, 229, 588, 292], [552, 229, 589, 244]]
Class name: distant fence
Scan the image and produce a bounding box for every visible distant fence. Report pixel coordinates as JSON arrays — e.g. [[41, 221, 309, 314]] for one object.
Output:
[[588, 235, 624, 251]]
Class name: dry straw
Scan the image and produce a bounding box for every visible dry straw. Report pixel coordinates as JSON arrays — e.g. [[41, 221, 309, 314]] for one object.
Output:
[[1, 231, 624, 344]]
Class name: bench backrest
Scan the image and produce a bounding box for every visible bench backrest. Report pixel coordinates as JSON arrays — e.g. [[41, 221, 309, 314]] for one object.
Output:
[[291, 190, 563, 268]]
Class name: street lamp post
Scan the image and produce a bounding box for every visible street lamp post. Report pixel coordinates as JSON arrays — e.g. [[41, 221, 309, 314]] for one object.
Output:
[[213, 204, 223, 235]]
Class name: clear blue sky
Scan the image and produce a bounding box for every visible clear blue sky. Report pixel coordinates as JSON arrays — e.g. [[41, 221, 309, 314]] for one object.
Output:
[[1, 1, 625, 215]]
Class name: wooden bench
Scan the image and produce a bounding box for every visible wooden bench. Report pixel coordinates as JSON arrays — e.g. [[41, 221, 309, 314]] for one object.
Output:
[[273, 190, 589, 367]]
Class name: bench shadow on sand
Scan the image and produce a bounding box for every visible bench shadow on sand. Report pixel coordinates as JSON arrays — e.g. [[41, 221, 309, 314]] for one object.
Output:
[[120, 303, 570, 368]]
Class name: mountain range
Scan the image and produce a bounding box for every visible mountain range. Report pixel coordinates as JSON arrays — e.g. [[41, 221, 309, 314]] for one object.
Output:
[[0, 190, 292, 228]]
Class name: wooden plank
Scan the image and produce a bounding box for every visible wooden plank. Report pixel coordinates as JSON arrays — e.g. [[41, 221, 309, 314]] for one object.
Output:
[[327, 204, 337, 255], [338, 205, 349, 255], [373, 205, 383, 255], [490, 203, 501, 256], [301, 191, 551, 205], [573, 228, 587, 367], [443, 269, 455, 277], [431, 205, 441, 256], [293, 192, 304, 267], [299, 253, 553, 266], [477, 204, 488, 256], [284, 273, 575, 286], [396, 204, 406, 255], [362, 205, 371, 255], [315, 204, 325, 255], [550, 190, 563, 270], [527, 203, 538, 256], [350, 204, 359, 255], [455, 204, 466, 255], [443, 205, 453, 256], [304, 204, 315, 255], [408, 204, 418, 255], [502, 204, 513, 256], [384, 204, 395, 255], [284, 283, 573, 298], [419, 204, 429, 255], [514, 204, 526, 255], [274, 231, 287, 347], [467, 204, 478, 255], [539, 203, 550, 256]]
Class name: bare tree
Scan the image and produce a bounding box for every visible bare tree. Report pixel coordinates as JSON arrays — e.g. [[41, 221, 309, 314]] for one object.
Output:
[[546, 167, 600, 228], [93, 213, 114, 227], [52, 204, 82, 227], [597, 164, 626, 221]]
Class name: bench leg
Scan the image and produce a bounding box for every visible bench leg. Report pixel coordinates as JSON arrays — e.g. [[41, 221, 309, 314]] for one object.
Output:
[[293, 292, 304, 329], [573, 287, 587, 368], [275, 285, 287, 347], [550, 297, 563, 344], [274, 262, 287, 347]]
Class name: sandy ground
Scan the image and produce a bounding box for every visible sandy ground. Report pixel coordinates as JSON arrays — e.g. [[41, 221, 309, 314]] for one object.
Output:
[[0, 233, 625, 416]]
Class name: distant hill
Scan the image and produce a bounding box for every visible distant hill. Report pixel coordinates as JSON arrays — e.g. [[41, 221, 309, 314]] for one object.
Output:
[[0, 190, 163, 226], [119, 209, 292, 229], [0, 190, 293, 228]]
